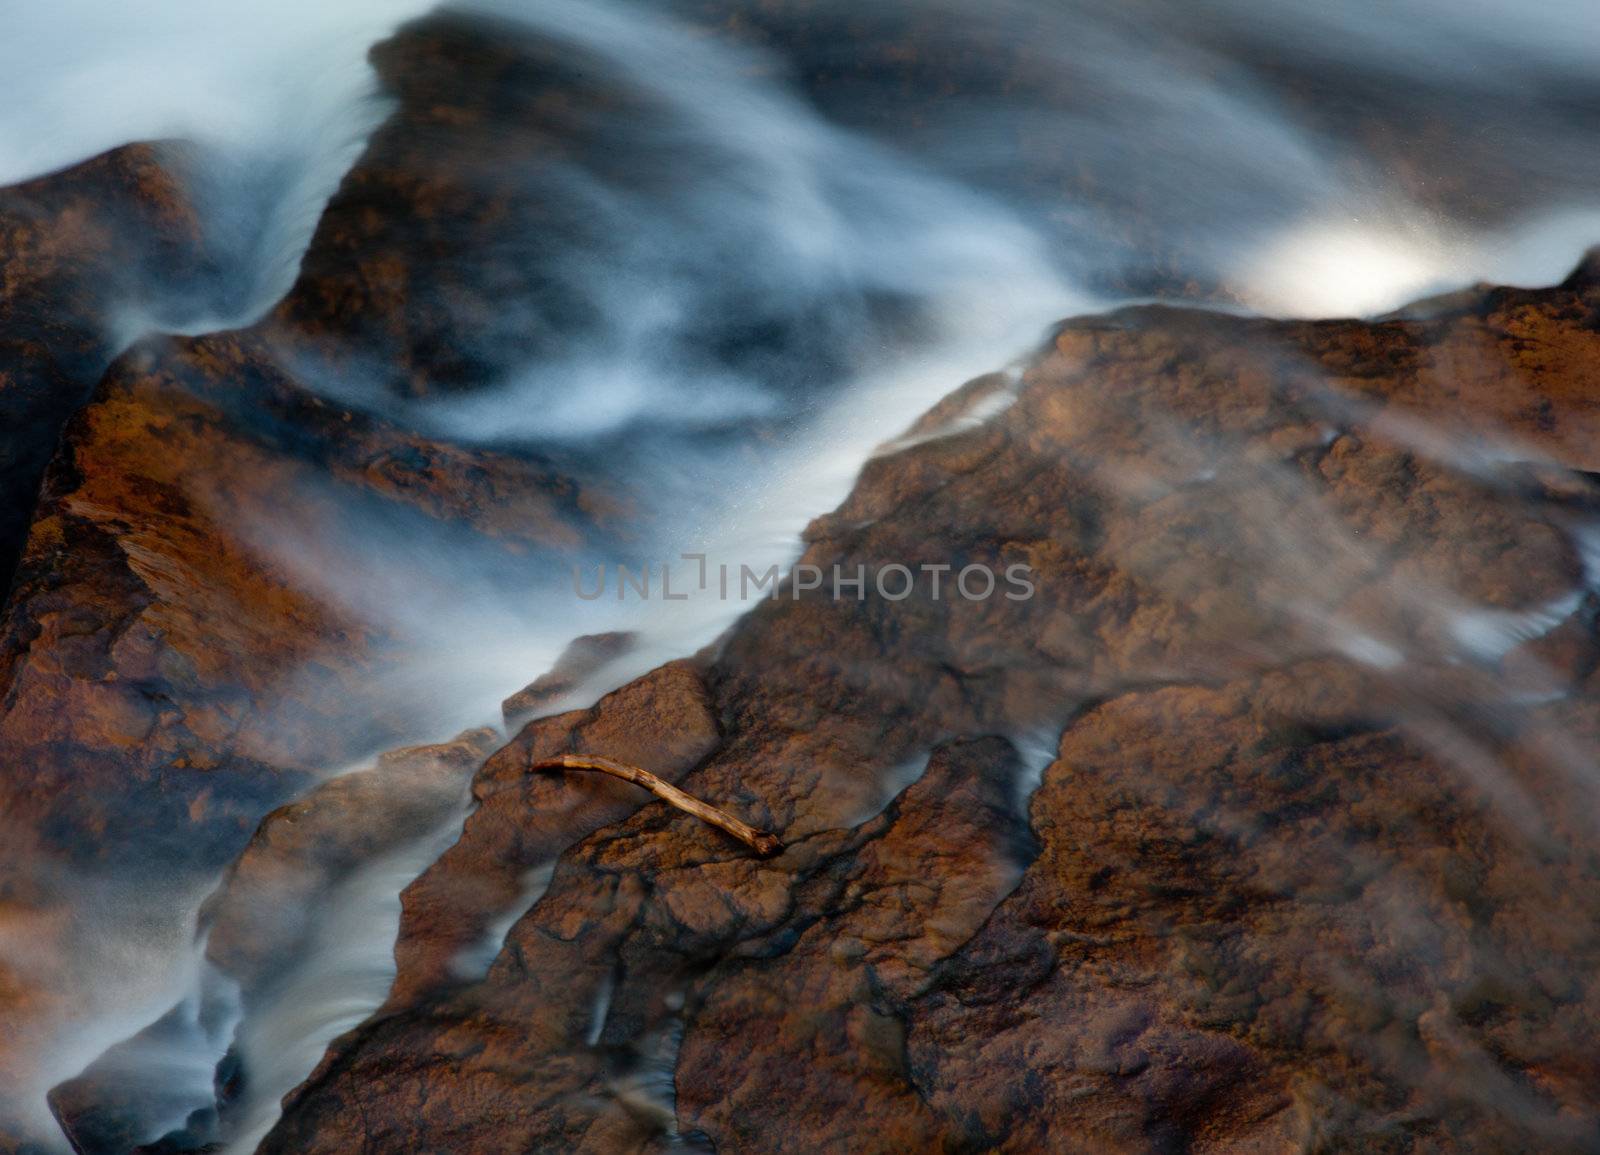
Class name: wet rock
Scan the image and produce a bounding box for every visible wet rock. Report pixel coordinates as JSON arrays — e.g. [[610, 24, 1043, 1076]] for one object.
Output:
[[0, 3, 630, 930], [46, 996, 236, 1155], [46, 727, 501, 1155], [0, 333, 592, 884], [12, 10, 1600, 1153], [260, 258, 1600, 1151], [674, 736, 1035, 1153], [0, 144, 202, 596], [911, 665, 1600, 1152], [392, 659, 720, 1004], [0, 12, 663, 1148], [200, 727, 501, 989], [501, 631, 637, 729], [0, 133, 611, 1155], [260, 736, 1031, 1155]]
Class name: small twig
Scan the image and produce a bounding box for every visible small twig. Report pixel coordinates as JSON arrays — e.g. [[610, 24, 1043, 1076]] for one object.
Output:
[[530, 753, 782, 857]]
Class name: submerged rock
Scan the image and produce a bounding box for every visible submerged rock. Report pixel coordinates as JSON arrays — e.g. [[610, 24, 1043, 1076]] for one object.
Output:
[[501, 631, 638, 729], [200, 727, 501, 989], [47, 728, 500, 1155]]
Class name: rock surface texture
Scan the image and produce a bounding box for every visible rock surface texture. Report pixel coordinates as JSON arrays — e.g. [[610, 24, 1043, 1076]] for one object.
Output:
[[0, 19, 624, 1143], [255, 265, 1600, 1152], [46, 728, 501, 1155], [4, 9, 1600, 1155], [0, 144, 203, 596]]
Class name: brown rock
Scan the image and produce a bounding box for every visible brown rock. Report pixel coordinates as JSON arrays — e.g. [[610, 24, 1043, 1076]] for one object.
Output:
[[46, 727, 501, 1154], [0, 330, 592, 873], [16, 11, 1600, 1154], [392, 659, 720, 1004], [0, 172, 613, 1155], [260, 735, 1029, 1155], [200, 727, 500, 988], [501, 631, 638, 729], [910, 665, 1600, 1152], [257, 259, 1600, 1152], [0, 144, 202, 595], [0, 17, 634, 1125]]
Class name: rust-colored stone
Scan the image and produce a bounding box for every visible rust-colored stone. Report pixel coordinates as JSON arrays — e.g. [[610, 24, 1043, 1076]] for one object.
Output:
[[0, 143, 202, 595], [256, 261, 1600, 1152]]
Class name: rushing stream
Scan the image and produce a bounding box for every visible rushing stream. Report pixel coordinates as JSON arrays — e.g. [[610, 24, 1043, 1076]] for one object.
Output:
[[4, 0, 1600, 1150]]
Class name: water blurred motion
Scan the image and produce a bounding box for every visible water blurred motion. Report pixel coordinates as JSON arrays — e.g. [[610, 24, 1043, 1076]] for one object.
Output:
[[3, 0, 1600, 1150]]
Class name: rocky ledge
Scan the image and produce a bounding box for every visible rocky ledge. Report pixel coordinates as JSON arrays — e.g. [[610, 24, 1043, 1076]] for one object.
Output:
[[13, 257, 1600, 1153], [3, 10, 1599, 1154], [236, 261, 1600, 1152]]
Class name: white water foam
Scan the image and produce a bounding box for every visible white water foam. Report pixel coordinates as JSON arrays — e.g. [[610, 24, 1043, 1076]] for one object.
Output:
[[0, 0, 436, 334], [10, 0, 1600, 1149]]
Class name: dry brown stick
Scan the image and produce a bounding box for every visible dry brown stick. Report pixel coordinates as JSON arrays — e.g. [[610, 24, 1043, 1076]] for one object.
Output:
[[530, 753, 783, 857]]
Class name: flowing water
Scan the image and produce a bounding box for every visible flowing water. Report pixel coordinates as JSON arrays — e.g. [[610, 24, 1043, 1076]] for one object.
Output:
[[4, 0, 1600, 1150]]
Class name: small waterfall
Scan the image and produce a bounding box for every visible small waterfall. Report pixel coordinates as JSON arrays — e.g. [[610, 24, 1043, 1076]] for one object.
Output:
[[7, 0, 1600, 1151]]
